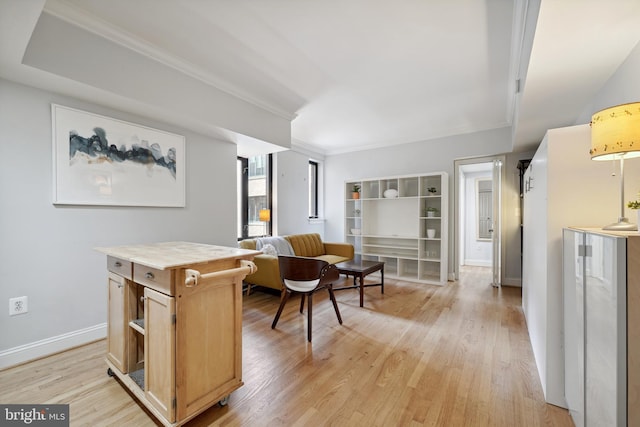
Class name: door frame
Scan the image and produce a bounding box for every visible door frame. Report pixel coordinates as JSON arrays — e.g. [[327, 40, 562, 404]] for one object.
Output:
[[453, 155, 506, 283]]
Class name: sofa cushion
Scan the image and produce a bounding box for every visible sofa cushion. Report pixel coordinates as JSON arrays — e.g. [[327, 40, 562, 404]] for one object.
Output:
[[286, 233, 325, 257], [238, 239, 257, 250], [316, 254, 350, 265]]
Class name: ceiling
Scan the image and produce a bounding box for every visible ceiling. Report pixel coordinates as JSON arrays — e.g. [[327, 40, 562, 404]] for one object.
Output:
[[2, 0, 640, 156]]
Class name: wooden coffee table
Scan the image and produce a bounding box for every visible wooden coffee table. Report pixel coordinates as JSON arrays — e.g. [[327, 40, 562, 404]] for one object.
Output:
[[334, 258, 384, 307]]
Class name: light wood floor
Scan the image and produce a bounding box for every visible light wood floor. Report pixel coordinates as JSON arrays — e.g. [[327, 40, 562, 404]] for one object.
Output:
[[0, 267, 573, 426]]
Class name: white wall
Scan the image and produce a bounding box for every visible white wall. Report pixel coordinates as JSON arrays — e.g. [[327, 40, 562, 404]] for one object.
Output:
[[0, 79, 237, 364], [324, 127, 513, 277], [273, 149, 324, 237], [576, 39, 640, 124]]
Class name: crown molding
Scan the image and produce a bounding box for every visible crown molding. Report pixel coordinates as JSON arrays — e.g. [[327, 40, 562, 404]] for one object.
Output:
[[43, 0, 297, 121]]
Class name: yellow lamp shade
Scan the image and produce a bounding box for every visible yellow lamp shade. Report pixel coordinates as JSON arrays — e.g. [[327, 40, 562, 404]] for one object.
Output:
[[259, 209, 271, 222], [590, 102, 640, 160]]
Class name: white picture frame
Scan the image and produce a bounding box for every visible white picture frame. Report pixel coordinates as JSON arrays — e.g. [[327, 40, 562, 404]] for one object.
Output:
[[52, 104, 186, 207]]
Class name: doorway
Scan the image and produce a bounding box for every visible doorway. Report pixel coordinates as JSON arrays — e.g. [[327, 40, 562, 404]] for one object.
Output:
[[453, 156, 505, 286]]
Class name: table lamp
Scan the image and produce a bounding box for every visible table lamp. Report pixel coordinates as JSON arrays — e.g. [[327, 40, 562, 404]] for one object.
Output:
[[590, 102, 640, 231], [259, 208, 271, 236]]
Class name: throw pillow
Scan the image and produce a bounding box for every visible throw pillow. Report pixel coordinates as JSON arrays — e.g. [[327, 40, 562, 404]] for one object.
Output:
[[261, 243, 278, 257]]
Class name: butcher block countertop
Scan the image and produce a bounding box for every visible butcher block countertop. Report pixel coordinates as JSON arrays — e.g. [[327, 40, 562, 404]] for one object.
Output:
[[96, 241, 261, 270]]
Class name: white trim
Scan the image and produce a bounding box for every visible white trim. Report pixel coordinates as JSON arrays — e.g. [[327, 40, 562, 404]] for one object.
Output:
[[464, 260, 492, 267], [0, 323, 107, 370], [503, 277, 522, 287]]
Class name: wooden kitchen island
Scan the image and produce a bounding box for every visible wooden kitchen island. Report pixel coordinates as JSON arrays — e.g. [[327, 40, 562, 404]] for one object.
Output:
[[96, 242, 260, 427]]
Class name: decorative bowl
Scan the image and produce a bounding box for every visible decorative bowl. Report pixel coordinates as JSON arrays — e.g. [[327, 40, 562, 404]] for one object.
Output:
[[383, 189, 399, 198]]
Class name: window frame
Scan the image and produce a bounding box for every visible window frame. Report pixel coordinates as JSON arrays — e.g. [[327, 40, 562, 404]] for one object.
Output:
[[309, 160, 319, 219], [237, 157, 248, 240], [237, 154, 272, 240]]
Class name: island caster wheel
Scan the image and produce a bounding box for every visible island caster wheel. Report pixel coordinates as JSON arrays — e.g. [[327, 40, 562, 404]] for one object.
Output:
[[218, 395, 230, 406], [107, 368, 115, 377]]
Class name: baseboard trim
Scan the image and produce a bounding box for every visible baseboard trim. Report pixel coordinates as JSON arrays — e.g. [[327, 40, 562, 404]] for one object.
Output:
[[463, 260, 492, 267], [0, 323, 107, 370], [503, 277, 522, 287]]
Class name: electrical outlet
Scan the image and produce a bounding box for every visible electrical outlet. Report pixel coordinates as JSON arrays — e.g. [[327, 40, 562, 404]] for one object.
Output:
[[9, 296, 28, 316]]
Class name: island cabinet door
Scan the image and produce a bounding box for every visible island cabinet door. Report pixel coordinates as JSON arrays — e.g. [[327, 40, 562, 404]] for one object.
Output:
[[175, 269, 244, 420], [107, 272, 128, 373], [144, 287, 176, 423]]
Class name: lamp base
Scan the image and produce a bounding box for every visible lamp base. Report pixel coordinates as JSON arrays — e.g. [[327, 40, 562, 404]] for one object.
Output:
[[602, 217, 638, 231]]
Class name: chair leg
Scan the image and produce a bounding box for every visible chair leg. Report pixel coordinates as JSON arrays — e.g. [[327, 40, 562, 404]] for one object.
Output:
[[307, 292, 313, 342], [299, 294, 305, 313], [272, 290, 291, 329], [245, 283, 252, 296], [327, 285, 343, 324]]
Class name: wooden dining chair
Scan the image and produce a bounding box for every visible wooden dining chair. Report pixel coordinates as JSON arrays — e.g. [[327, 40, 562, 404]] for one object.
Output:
[[271, 255, 343, 342]]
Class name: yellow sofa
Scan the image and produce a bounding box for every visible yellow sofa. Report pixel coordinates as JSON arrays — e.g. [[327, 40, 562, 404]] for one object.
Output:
[[238, 233, 354, 293]]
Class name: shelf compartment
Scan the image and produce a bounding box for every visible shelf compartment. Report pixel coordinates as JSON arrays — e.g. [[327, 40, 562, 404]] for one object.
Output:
[[420, 240, 441, 259], [129, 318, 145, 335], [399, 177, 419, 197], [346, 235, 362, 253], [345, 199, 362, 215], [398, 259, 419, 278], [421, 197, 442, 218], [420, 176, 442, 196], [378, 257, 398, 275], [363, 250, 419, 259], [363, 236, 418, 247], [362, 180, 380, 199], [380, 178, 399, 198], [346, 214, 361, 226], [419, 261, 441, 282], [362, 236, 419, 258], [129, 368, 145, 390], [346, 181, 362, 199], [418, 271, 442, 283], [420, 218, 442, 239]]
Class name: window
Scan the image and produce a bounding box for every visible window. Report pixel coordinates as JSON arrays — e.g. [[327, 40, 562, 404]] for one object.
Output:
[[238, 154, 272, 239], [309, 160, 318, 218]]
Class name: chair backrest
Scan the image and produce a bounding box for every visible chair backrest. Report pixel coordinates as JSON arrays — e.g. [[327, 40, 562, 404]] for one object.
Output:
[[278, 256, 328, 282]]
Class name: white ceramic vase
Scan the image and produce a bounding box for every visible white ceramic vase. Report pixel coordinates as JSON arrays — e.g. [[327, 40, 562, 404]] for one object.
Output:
[[383, 189, 398, 198]]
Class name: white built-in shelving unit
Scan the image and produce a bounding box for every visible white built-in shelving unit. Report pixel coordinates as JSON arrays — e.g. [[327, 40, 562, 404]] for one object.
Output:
[[345, 172, 448, 285]]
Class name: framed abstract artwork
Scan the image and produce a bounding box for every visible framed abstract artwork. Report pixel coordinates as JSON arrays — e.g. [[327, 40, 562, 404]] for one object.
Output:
[[52, 105, 186, 207]]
